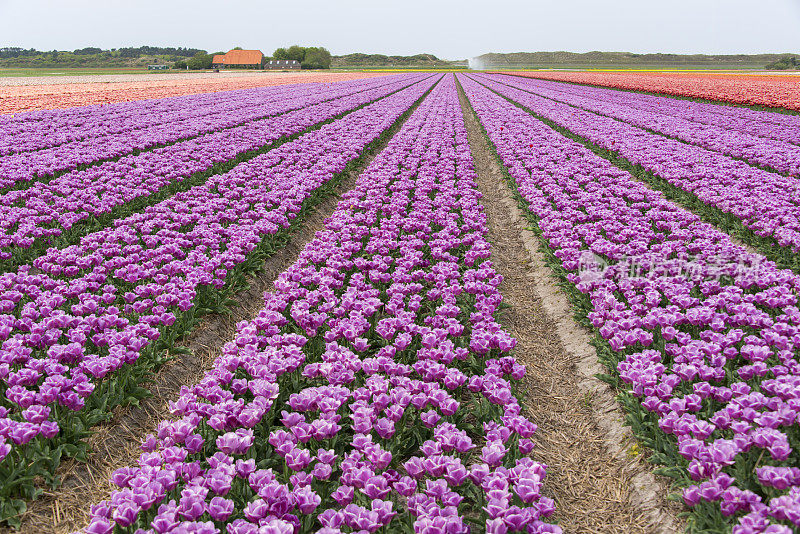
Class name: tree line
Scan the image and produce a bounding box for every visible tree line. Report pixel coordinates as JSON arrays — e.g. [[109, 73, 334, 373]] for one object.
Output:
[[765, 56, 799, 70], [0, 45, 331, 70], [271, 46, 331, 69], [0, 46, 204, 60], [175, 45, 332, 70]]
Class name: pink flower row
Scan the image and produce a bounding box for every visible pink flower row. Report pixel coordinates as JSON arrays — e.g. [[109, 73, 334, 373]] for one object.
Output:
[[508, 71, 800, 112], [0, 72, 385, 115]]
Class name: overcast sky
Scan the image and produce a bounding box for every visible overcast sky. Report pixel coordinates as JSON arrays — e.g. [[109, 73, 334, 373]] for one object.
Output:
[[1, 0, 799, 60]]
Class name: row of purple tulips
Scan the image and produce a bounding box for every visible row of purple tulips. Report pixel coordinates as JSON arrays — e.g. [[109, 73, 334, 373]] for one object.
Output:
[[471, 74, 800, 260], [0, 76, 408, 187]]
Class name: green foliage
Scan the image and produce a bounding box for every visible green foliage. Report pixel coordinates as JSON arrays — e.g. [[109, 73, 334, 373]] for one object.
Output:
[[0, 46, 206, 68], [339, 52, 440, 64], [0, 47, 38, 59], [301, 47, 332, 69], [173, 59, 187, 69], [271, 45, 331, 69], [332, 53, 458, 69], [286, 45, 306, 62], [116, 46, 204, 58], [73, 47, 102, 55], [186, 51, 213, 70], [272, 47, 289, 60], [765, 56, 798, 70]]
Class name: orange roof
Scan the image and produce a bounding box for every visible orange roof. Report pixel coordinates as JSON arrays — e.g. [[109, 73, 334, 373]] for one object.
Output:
[[216, 49, 263, 66], [212, 54, 226, 64]]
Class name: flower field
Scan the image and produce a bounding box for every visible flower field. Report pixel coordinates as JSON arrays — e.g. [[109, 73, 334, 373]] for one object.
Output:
[[0, 72, 384, 115], [470, 74, 800, 269], [0, 75, 431, 269], [2, 69, 800, 533], [505, 71, 800, 112]]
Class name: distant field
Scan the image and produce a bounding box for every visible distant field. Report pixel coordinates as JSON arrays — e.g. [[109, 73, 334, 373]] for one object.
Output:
[[471, 51, 799, 70], [491, 64, 773, 71], [0, 67, 160, 77], [506, 69, 800, 111], [0, 71, 386, 113], [361, 67, 467, 72]]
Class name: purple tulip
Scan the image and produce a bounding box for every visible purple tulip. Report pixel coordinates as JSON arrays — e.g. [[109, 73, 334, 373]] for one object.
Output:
[[292, 486, 321, 514], [331, 485, 355, 507], [206, 496, 234, 522]]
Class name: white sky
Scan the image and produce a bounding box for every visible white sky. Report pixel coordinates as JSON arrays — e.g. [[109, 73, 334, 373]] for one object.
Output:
[[1, 0, 799, 60]]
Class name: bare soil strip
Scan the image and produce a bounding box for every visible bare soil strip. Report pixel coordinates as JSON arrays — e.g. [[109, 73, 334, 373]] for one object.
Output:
[[458, 84, 683, 534]]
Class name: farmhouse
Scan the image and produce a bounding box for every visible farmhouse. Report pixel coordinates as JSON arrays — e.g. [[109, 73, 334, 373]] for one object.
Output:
[[265, 60, 301, 70], [211, 49, 264, 69]]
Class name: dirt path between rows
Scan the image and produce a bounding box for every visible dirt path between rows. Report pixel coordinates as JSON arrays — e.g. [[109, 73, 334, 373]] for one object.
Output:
[[458, 84, 683, 534], [13, 143, 387, 534]]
